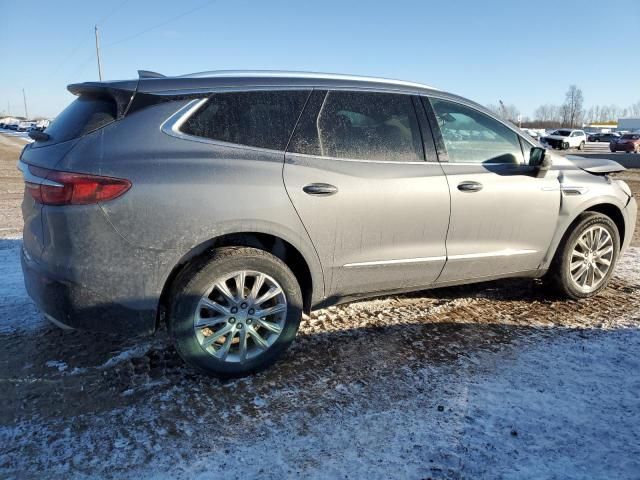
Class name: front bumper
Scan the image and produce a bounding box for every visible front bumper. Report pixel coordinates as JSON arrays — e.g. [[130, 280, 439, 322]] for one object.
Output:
[[622, 196, 638, 253], [22, 245, 157, 336]]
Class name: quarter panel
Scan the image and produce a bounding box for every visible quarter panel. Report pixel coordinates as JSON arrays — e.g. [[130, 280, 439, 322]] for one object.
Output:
[[55, 100, 326, 303]]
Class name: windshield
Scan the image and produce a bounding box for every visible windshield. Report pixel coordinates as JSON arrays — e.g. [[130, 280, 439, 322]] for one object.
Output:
[[621, 134, 640, 140]]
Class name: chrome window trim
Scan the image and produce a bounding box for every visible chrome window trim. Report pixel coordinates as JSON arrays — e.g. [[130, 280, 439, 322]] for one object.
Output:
[[287, 151, 428, 165]]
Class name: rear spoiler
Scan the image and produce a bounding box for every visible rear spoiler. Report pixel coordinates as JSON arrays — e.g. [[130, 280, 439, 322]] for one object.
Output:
[[66, 70, 165, 118], [67, 80, 138, 119]]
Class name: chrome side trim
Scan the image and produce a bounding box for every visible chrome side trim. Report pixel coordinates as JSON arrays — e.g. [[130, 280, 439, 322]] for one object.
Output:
[[17, 161, 63, 187], [447, 249, 537, 260], [343, 256, 446, 268], [560, 185, 589, 195], [343, 249, 537, 268]]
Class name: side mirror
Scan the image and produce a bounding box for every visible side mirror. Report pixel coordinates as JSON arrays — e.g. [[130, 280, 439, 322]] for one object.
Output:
[[530, 147, 552, 171]]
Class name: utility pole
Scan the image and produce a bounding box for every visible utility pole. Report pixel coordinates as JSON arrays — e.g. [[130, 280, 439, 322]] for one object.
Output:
[[22, 89, 28, 119], [94, 25, 103, 81]]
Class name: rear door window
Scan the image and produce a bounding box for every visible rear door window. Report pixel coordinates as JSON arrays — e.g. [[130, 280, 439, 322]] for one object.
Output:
[[181, 90, 311, 151], [288, 90, 424, 162], [44, 95, 117, 144]]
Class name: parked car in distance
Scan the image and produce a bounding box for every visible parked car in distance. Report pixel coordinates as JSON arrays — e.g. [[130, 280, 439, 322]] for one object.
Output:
[[7, 124, 18, 130], [19, 70, 637, 377], [588, 132, 620, 142], [522, 128, 543, 140], [541, 129, 587, 150], [610, 133, 640, 153]]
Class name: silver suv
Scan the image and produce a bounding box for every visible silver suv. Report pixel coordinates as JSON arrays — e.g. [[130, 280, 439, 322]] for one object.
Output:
[[19, 71, 637, 377]]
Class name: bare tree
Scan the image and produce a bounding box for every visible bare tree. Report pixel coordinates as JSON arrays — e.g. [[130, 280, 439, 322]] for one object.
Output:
[[487, 101, 520, 124], [630, 101, 640, 117], [534, 104, 562, 123], [562, 85, 584, 127]]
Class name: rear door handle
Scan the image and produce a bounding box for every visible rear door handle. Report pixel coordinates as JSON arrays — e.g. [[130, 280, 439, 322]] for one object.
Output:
[[303, 183, 338, 196], [457, 181, 483, 192]]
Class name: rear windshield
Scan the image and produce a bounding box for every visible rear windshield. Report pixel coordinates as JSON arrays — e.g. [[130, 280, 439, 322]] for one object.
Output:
[[45, 95, 117, 143]]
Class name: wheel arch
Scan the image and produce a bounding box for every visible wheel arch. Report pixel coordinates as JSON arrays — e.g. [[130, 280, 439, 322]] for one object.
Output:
[[542, 201, 626, 270], [157, 231, 323, 329]]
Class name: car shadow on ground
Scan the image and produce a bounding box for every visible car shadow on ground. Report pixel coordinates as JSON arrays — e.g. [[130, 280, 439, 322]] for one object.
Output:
[[2, 236, 640, 427]]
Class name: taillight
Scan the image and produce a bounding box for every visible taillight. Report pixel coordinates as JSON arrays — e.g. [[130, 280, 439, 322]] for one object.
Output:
[[25, 165, 131, 206]]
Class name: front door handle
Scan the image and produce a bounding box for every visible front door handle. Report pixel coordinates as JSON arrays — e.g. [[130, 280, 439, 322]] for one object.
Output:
[[303, 183, 338, 196], [457, 181, 483, 193]]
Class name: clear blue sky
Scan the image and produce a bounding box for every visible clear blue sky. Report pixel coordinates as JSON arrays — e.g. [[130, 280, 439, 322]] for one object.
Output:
[[1, 0, 638, 119]]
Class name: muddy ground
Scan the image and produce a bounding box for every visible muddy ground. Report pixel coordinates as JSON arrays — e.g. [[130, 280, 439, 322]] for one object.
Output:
[[1, 134, 639, 479]]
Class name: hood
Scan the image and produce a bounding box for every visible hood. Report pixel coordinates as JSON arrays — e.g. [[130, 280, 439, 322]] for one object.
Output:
[[565, 156, 626, 174]]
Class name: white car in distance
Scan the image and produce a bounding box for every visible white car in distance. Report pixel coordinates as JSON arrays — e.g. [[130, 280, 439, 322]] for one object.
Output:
[[541, 129, 587, 150]]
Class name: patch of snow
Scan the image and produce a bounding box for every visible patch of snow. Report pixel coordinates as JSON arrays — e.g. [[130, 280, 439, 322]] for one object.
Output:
[[0, 239, 45, 334], [44, 360, 68, 372], [99, 344, 153, 370]]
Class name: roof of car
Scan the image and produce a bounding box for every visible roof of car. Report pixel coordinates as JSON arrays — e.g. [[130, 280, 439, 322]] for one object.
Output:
[[130, 70, 444, 96], [68, 70, 492, 118]]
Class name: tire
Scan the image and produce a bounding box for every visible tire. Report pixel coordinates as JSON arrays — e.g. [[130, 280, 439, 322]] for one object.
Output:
[[168, 247, 303, 377], [594, 139, 600, 142], [562, 142, 569, 150], [578, 141, 585, 150], [547, 212, 620, 299]]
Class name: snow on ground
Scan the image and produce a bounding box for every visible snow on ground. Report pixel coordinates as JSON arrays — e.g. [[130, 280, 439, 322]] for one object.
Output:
[[1, 241, 639, 479], [0, 238, 44, 334]]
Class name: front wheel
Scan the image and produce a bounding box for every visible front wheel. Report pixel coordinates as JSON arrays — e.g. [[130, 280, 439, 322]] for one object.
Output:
[[168, 247, 303, 377], [562, 142, 570, 150], [547, 212, 620, 299]]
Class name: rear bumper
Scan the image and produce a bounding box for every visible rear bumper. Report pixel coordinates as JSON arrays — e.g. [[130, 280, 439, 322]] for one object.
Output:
[[22, 247, 157, 335], [611, 144, 636, 152]]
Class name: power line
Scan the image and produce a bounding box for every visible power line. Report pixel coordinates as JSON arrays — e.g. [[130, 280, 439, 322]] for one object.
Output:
[[47, 0, 132, 78], [96, 0, 132, 26], [103, 0, 218, 49]]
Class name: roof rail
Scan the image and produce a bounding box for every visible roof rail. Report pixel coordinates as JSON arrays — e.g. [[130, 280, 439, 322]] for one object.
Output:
[[138, 70, 166, 79]]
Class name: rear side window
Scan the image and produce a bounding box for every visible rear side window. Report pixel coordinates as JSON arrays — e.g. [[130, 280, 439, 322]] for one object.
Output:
[[181, 90, 310, 151], [289, 90, 423, 162], [45, 95, 117, 143]]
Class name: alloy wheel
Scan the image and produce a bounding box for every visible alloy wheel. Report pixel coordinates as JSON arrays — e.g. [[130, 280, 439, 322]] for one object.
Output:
[[569, 225, 614, 293], [193, 270, 287, 363]]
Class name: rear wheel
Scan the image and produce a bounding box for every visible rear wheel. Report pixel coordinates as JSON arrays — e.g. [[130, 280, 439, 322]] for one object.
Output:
[[547, 212, 619, 299], [578, 141, 585, 150], [168, 247, 303, 377]]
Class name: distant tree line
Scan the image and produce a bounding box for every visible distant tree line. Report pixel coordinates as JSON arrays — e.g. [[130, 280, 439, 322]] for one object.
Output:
[[488, 85, 640, 129]]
